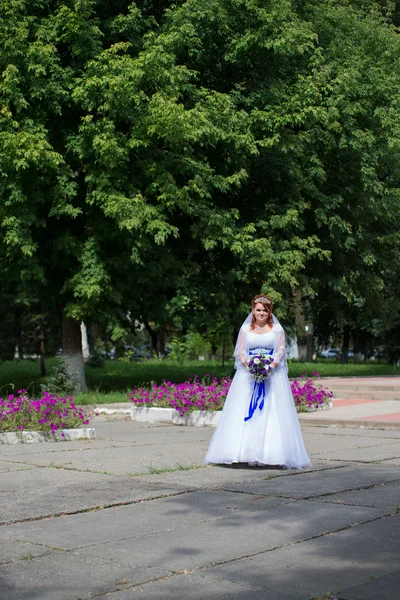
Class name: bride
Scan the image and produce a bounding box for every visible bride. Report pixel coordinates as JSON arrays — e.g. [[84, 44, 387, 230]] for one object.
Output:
[[205, 294, 311, 470]]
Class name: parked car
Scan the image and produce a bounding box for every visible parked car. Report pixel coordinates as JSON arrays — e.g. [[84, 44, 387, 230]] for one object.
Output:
[[100, 347, 115, 359], [319, 348, 340, 358], [369, 350, 385, 361], [138, 345, 152, 359], [123, 345, 152, 360]]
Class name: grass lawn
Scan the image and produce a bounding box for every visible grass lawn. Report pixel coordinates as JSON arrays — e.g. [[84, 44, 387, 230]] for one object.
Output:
[[0, 358, 399, 406]]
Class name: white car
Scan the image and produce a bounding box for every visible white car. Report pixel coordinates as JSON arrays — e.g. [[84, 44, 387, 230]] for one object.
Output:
[[320, 348, 340, 358]]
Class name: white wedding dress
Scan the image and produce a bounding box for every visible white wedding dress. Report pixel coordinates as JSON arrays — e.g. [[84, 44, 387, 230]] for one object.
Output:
[[205, 324, 311, 470]]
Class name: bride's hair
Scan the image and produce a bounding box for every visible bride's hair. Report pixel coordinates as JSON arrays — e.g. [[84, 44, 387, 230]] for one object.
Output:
[[251, 295, 273, 330]]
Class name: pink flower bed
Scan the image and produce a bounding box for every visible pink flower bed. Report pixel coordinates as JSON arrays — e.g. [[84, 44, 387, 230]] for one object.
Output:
[[129, 373, 332, 416], [291, 373, 333, 411], [129, 376, 231, 417], [0, 390, 90, 435]]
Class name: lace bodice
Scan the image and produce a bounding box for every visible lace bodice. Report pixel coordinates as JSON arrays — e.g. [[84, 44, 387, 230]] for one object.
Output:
[[247, 331, 275, 350], [235, 324, 287, 370]]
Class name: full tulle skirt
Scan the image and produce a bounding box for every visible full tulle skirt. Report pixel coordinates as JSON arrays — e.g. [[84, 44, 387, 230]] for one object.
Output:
[[205, 366, 311, 470]]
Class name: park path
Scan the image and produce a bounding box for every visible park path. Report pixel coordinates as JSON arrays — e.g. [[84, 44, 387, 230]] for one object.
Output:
[[0, 411, 399, 600], [298, 376, 400, 428]]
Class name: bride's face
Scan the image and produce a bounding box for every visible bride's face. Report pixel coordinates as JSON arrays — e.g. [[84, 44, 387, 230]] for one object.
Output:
[[253, 303, 269, 325]]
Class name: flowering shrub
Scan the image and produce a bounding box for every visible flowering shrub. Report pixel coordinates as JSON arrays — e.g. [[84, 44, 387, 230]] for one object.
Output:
[[0, 390, 90, 434], [129, 372, 333, 415], [291, 372, 333, 412], [128, 376, 231, 417]]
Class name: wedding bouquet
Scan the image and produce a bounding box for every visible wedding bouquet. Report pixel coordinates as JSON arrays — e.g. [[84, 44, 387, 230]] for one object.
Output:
[[247, 353, 275, 383]]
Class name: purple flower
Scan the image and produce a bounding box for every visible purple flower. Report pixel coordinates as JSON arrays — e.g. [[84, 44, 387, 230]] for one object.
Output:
[[0, 391, 91, 434]]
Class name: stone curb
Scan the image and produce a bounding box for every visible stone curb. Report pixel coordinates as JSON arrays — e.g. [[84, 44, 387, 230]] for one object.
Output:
[[96, 406, 131, 415], [0, 428, 96, 445], [131, 406, 221, 427], [130, 403, 332, 427]]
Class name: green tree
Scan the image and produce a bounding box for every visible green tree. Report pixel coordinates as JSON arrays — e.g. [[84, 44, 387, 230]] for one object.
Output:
[[0, 1, 258, 388], [297, 0, 400, 356], [2, 0, 400, 386]]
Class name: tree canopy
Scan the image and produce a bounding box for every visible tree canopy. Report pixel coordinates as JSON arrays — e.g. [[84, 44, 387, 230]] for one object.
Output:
[[1, 0, 400, 381]]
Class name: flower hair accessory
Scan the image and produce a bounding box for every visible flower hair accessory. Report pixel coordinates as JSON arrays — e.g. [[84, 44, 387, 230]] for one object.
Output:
[[253, 296, 271, 305]]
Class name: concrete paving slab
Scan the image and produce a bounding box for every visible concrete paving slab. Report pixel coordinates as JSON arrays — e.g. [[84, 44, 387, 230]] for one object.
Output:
[[2, 444, 206, 476], [0, 438, 137, 457], [305, 437, 398, 460], [0, 491, 291, 550], [311, 480, 400, 509], [357, 411, 400, 422], [314, 442, 400, 462], [302, 427, 400, 438], [98, 573, 305, 600], [82, 502, 387, 573], [0, 550, 170, 600], [94, 421, 213, 444], [318, 375, 400, 391], [333, 398, 384, 406], [338, 569, 400, 600], [201, 513, 400, 597], [308, 435, 398, 450], [299, 400, 400, 420], [379, 457, 400, 465], [1, 419, 399, 599], [0, 461, 36, 473], [335, 390, 400, 400], [131, 461, 344, 492], [301, 429, 400, 460], [219, 464, 400, 498], [0, 469, 179, 524], [0, 539, 52, 565]]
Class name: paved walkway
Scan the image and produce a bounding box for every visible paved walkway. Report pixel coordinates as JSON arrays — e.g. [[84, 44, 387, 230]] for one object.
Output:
[[299, 376, 400, 428], [1, 415, 399, 599]]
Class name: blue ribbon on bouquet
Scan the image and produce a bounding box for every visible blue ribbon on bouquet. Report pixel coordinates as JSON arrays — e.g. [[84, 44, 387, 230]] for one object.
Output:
[[244, 348, 274, 422]]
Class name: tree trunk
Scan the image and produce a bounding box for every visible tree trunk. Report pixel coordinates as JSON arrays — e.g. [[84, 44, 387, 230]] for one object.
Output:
[[39, 326, 46, 377], [306, 328, 314, 362], [232, 327, 239, 348], [15, 307, 24, 359], [157, 327, 166, 357], [353, 328, 367, 362], [81, 322, 90, 360], [341, 324, 351, 364], [38, 303, 46, 376], [144, 321, 158, 355], [61, 313, 87, 392], [293, 289, 307, 361], [86, 324, 95, 354]]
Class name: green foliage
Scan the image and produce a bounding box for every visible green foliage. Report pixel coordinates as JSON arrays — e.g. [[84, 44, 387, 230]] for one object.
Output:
[[1, 358, 398, 401], [169, 337, 187, 364], [41, 357, 76, 396], [168, 331, 212, 362], [0, 0, 400, 350], [185, 331, 212, 360], [85, 352, 105, 369]]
